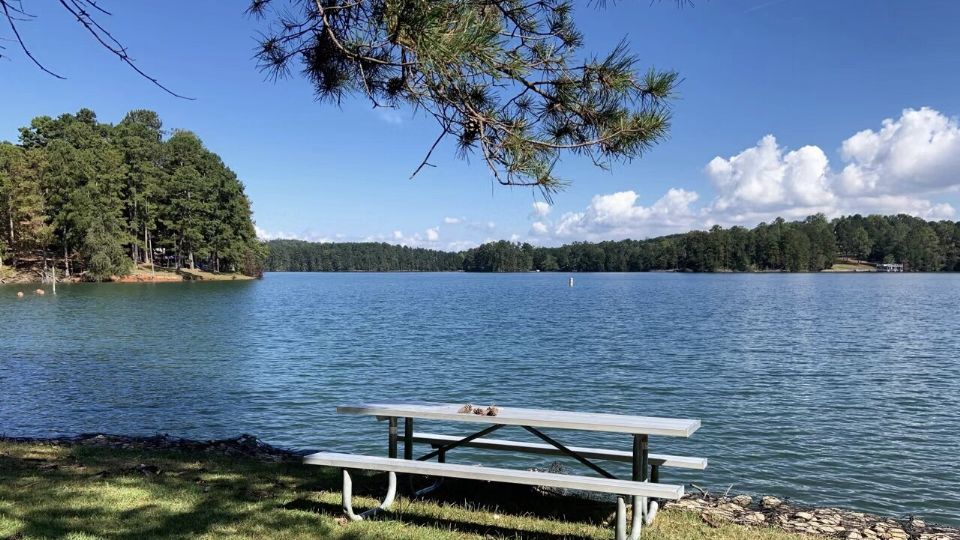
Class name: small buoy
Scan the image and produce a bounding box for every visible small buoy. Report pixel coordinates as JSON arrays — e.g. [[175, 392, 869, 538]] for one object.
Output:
[[35, 288, 45, 295], [16, 291, 24, 298], [568, 276, 574, 287]]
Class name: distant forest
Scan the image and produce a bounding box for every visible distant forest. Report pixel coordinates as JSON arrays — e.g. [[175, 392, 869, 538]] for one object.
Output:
[[265, 214, 960, 273], [264, 240, 463, 272], [0, 109, 264, 280]]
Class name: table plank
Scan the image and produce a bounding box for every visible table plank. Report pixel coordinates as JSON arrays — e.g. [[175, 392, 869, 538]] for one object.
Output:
[[337, 403, 701, 437]]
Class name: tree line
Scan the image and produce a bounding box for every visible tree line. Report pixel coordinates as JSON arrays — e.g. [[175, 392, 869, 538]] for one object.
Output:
[[266, 214, 960, 273], [264, 240, 463, 272], [0, 109, 264, 281]]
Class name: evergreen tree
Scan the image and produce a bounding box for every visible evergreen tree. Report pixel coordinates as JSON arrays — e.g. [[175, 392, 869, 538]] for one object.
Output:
[[0, 109, 264, 279]]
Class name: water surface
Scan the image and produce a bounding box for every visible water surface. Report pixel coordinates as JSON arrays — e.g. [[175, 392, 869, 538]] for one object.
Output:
[[1, 273, 958, 524]]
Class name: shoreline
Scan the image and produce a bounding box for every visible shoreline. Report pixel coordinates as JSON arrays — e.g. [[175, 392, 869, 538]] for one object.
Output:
[[1, 266, 255, 286], [3, 432, 956, 538]]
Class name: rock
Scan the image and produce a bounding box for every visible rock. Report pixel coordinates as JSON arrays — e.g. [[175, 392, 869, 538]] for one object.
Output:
[[883, 529, 908, 540], [743, 512, 766, 524], [701, 511, 726, 528], [846, 532, 863, 540], [720, 502, 742, 513], [910, 519, 926, 529], [760, 496, 782, 509], [732, 495, 752, 507], [795, 511, 814, 520]]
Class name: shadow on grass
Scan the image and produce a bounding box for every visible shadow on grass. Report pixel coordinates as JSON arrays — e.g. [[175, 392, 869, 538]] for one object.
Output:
[[285, 498, 597, 540], [0, 449, 335, 540], [1, 445, 611, 539], [288, 470, 615, 539]]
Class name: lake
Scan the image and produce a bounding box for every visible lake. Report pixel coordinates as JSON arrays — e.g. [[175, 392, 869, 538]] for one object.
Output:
[[1, 272, 958, 524]]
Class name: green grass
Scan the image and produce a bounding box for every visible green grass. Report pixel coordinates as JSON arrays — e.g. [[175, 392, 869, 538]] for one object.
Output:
[[825, 262, 875, 272], [177, 268, 255, 281], [0, 441, 811, 539]]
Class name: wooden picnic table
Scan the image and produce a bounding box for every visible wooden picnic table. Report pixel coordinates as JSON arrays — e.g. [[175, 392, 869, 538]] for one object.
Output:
[[337, 402, 701, 484]]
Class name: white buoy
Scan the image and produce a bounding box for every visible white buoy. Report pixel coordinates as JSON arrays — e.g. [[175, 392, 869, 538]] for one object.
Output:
[[568, 276, 574, 287]]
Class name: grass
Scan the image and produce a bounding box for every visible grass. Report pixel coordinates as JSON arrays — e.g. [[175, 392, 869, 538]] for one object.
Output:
[[0, 440, 812, 540], [176, 268, 255, 281], [824, 262, 875, 272], [119, 265, 254, 282]]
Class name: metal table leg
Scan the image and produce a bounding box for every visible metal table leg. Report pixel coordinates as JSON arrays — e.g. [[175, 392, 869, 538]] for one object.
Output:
[[404, 417, 413, 460], [388, 417, 398, 458]]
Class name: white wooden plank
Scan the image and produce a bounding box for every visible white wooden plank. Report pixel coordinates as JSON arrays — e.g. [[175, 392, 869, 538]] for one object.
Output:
[[337, 403, 701, 437], [411, 432, 708, 470], [303, 452, 684, 499]]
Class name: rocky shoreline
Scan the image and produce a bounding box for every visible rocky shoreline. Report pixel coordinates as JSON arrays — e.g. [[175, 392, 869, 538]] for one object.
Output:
[[3, 433, 957, 539], [667, 494, 958, 540]]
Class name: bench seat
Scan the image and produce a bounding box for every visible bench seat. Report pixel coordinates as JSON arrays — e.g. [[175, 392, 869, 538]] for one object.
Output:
[[303, 451, 684, 499], [412, 432, 708, 470]]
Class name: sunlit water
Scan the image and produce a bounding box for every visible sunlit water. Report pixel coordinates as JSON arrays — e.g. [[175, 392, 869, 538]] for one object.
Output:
[[1, 273, 958, 524]]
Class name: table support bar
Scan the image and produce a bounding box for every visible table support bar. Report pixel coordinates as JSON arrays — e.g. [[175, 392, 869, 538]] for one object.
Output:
[[417, 424, 505, 462], [522, 426, 617, 480]]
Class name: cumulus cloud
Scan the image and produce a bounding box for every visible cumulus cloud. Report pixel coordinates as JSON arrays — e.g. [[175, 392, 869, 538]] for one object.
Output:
[[706, 135, 835, 219], [837, 107, 960, 196], [530, 201, 552, 218], [552, 189, 700, 240], [703, 109, 960, 224], [531, 107, 960, 242], [426, 227, 440, 241], [441, 240, 474, 251], [443, 216, 463, 224]]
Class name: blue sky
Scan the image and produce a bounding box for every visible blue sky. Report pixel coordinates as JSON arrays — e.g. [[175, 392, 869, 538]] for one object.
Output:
[[3, 0, 960, 250]]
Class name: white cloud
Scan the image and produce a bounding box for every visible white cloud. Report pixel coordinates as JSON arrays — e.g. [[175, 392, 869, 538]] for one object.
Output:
[[530, 201, 552, 218], [707, 135, 835, 217], [392, 230, 404, 240], [552, 189, 700, 240], [426, 227, 440, 241], [531, 107, 960, 243], [255, 226, 335, 242], [443, 216, 463, 224], [837, 107, 960, 196], [446, 240, 479, 251]]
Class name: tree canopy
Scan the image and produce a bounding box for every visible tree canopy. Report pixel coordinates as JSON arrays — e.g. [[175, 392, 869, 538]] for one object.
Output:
[[0, 109, 265, 281]]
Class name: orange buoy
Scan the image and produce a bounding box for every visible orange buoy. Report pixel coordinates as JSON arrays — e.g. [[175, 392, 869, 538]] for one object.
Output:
[[35, 288, 45, 295], [16, 291, 24, 298]]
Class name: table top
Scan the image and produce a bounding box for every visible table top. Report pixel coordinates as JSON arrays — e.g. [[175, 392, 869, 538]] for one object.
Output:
[[337, 402, 701, 437]]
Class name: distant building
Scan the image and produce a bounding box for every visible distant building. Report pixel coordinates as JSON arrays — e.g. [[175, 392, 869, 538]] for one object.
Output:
[[876, 263, 904, 272]]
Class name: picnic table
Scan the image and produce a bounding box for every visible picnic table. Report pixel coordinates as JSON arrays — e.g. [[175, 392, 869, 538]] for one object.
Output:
[[307, 402, 705, 540], [337, 402, 701, 483]]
